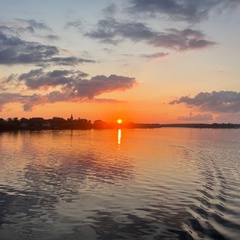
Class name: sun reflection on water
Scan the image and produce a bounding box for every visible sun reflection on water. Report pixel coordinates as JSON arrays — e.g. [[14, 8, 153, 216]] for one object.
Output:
[[118, 129, 121, 146]]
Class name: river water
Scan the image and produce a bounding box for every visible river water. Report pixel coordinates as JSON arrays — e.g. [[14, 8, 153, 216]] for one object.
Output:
[[0, 128, 240, 240]]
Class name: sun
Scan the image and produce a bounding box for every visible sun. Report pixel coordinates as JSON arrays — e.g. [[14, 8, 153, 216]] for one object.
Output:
[[117, 119, 123, 124]]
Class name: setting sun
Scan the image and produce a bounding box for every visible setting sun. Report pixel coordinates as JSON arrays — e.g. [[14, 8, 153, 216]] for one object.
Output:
[[117, 119, 123, 124]]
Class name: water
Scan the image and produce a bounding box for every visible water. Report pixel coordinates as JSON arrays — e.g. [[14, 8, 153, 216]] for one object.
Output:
[[0, 128, 240, 240]]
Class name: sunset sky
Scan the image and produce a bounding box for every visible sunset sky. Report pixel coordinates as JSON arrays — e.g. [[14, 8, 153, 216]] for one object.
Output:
[[0, 0, 240, 123]]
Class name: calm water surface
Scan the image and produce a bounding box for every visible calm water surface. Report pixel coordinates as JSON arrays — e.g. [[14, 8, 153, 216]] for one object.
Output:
[[0, 128, 240, 240]]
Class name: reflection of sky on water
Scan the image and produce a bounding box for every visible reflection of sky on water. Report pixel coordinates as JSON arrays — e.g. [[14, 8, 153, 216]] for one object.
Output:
[[0, 130, 134, 239], [1, 129, 240, 239]]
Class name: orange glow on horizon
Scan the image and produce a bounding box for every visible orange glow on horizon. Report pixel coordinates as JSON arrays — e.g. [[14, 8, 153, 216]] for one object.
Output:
[[1, 99, 198, 124]]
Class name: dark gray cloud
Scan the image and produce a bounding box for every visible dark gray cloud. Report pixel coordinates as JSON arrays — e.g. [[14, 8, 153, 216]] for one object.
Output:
[[0, 70, 136, 111], [178, 112, 213, 121], [72, 74, 136, 99], [149, 28, 216, 51], [44, 34, 60, 41], [102, 3, 118, 16], [19, 68, 88, 89], [48, 57, 94, 65], [127, 0, 240, 22], [0, 31, 58, 64], [86, 18, 156, 42], [0, 31, 94, 66], [5, 74, 17, 83], [170, 91, 240, 113], [22, 94, 47, 111], [141, 52, 169, 59], [86, 18, 215, 50]]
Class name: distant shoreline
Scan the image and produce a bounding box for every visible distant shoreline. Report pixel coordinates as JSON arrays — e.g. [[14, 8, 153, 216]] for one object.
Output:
[[0, 117, 239, 132]]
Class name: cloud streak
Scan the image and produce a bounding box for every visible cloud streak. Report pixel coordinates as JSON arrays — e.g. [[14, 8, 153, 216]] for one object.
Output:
[[15, 19, 52, 32], [0, 19, 51, 36], [141, 52, 169, 59], [170, 91, 240, 113], [65, 20, 82, 32], [86, 18, 216, 51], [149, 28, 216, 51], [178, 112, 213, 121]]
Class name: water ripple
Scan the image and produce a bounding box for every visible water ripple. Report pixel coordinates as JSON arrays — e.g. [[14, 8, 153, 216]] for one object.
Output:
[[0, 129, 240, 239]]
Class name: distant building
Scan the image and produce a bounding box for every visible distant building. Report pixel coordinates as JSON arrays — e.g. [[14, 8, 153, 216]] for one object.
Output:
[[20, 123, 29, 128], [42, 121, 52, 129]]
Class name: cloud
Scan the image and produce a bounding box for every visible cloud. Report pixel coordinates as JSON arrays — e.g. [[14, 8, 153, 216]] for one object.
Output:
[[19, 68, 88, 89], [22, 94, 48, 111], [0, 19, 52, 37], [72, 74, 136, 99], [141, 52, 169, 59], [86, 18, 155, 42], [149, 28, 216, 51], [127, 0, 240, 22], [170, 91, 240, 113], [0, 25, 34, 36], [65, 20, 82, 31], [178, 112, 213, 121], [102, 3, 118, 16], [0, 93, 26, 111], [0, 19, 59, 44], [0, 70, 136, 111], [15, 19, 52, 31], [0, 31, 94, 66], [215, 112, 240, 123], [48, 57, 94, 65], [86, 18, 216, 50], [43, 34, 60, 41], [93, 98, 125, 103]]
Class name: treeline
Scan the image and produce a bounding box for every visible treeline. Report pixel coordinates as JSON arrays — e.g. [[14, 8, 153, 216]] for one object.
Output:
[[0, 117, 92, 131], [0, 117, 164, 132]]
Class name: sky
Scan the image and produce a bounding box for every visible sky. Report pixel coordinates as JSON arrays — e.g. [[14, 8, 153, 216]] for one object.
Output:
[[0, 0, 240, 123]]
